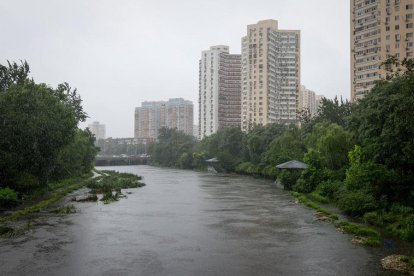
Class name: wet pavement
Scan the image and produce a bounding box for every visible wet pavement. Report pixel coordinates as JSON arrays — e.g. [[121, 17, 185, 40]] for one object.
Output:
[[0, 165, 385, 275]]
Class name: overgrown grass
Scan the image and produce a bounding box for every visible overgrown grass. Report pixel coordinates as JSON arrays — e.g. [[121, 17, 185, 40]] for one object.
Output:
[[50, 205, 76, 214], [336, 221, 381, 247], [401, 256, 414, 269], [309, 192, 330, 204], [0, 221, 33, 239], [0, 175, 90, 223], [290, 191, 382, 246], [87, 170, 145, 204], [290, 192, 338, 221]]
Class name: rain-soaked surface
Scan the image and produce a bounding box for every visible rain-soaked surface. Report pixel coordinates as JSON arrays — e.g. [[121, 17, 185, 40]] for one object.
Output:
[[0, 165, 386, 275]]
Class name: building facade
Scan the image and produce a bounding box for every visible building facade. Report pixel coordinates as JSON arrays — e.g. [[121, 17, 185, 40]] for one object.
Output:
[[199, 46, 241, 139], [298, 86, 325, 117], [299, 86, 317, 116], [241, 20, 301, 132], [134, 98, 193, 139], [88, 121, 106, 140], [351, 0, 414, 101]]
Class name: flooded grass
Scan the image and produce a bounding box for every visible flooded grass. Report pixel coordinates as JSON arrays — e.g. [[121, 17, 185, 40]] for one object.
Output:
[[87, 170, 145, 204], [335, 221, 381, 247], [290, 192, 338, 221], [50, 205, 76, 214], [0, 221, 33, 239], [290, 191, 382, 246], [0, 177, 90, 224]]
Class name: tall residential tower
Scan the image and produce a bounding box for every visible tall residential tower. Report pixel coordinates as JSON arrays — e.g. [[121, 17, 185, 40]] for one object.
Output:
[[199, 46, 241, 139], [88, 121, 106, 141], [241, 20, 301, 131], [134, 98, 193, 140], [351, 0, 414, 101]]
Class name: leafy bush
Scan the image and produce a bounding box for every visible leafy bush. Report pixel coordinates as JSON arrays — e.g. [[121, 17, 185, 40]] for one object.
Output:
[[387, 215, 414, 241], [316, 180, 342, 200], [278, 170, 301, 190], [363, 212, 383, 227], [13, 172, 41, 195], [261, 165, 278, 179], [0, 187, 18, 207], [337, 190, 378, 216]]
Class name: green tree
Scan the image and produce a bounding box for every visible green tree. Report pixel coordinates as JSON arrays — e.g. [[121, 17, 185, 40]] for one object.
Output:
[[0, 83, 78, 191], [263, 125, 305, 166], [150, 127, 196, 167], [52, 129, 99, 179], [0, 60, 30, 92]]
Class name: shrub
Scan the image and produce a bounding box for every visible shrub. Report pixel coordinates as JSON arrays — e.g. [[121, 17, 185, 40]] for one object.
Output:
[[316, 180, 343, 200], [278, 170, 301, 190], [337, 190, 378, 216], [0, 187, 19, 208], [363, 211, 383, 227], [387, 214, 414, 241], [13, 172, 41, 194]]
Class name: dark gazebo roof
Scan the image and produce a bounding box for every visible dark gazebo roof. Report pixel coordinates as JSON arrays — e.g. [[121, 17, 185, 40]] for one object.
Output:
[[276, 160, 308, 169]]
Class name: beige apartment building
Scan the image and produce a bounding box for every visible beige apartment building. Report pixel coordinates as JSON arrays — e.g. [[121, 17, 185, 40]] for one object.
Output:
[[241, 20, 301, 132], [351, 0, 414, 101], [134, 98, 193, 140], [299, 86, 325, 117]]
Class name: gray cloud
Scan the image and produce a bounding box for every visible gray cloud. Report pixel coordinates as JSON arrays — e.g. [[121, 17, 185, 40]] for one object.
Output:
[[0, 0, 350, 137]]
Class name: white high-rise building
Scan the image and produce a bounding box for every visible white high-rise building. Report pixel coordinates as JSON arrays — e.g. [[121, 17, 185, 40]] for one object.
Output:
[[198, 45, 241, 139], [88, 121, 106, 141], [241, 20, 301, 131]]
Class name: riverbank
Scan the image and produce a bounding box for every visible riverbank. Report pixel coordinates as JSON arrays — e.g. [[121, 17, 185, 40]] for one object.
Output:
[[0, 169, 145, 238]]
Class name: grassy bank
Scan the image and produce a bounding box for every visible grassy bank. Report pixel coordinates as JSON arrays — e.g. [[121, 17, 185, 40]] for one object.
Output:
[[0, 173, 93, 224], [0, 170, 145, 238], [289, 191, 381, 247]]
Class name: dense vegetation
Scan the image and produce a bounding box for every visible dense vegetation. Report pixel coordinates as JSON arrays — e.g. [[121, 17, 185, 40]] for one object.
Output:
[[0, 61, 98, 207], [150, 58, 414, 241]]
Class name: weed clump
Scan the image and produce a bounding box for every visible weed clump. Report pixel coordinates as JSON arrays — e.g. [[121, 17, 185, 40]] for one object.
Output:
[[50, 205, 76, 214], [87, 170, 145, 204], [336, 221, 381, 247]]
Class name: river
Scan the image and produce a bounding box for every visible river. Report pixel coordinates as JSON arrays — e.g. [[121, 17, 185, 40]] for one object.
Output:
[[0, 165, 388, 275]]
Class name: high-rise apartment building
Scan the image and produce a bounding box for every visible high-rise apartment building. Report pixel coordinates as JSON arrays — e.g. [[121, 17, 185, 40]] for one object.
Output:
[[199, 46, 242, 139], [299, 86, 317, 116], [88, 121, 106, 140], [134, 98, 193, 139], [241, 20, 301, 132], [351, 0, 414, 101]]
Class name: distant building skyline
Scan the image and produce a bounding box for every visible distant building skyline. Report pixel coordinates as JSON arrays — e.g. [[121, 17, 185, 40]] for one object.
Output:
[[198, 45, 242, 139], [241, 19, 301, 131], [134, 98, 193, 140], [88, 121, 106, 141], [299, 85, 324, 117]]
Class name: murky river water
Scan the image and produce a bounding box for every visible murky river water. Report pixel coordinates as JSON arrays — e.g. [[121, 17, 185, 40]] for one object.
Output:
[[0, 165, 387, 275]]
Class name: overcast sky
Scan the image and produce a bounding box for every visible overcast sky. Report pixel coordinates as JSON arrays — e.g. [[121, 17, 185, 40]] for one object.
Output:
[[1, 0, 350, 138]]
